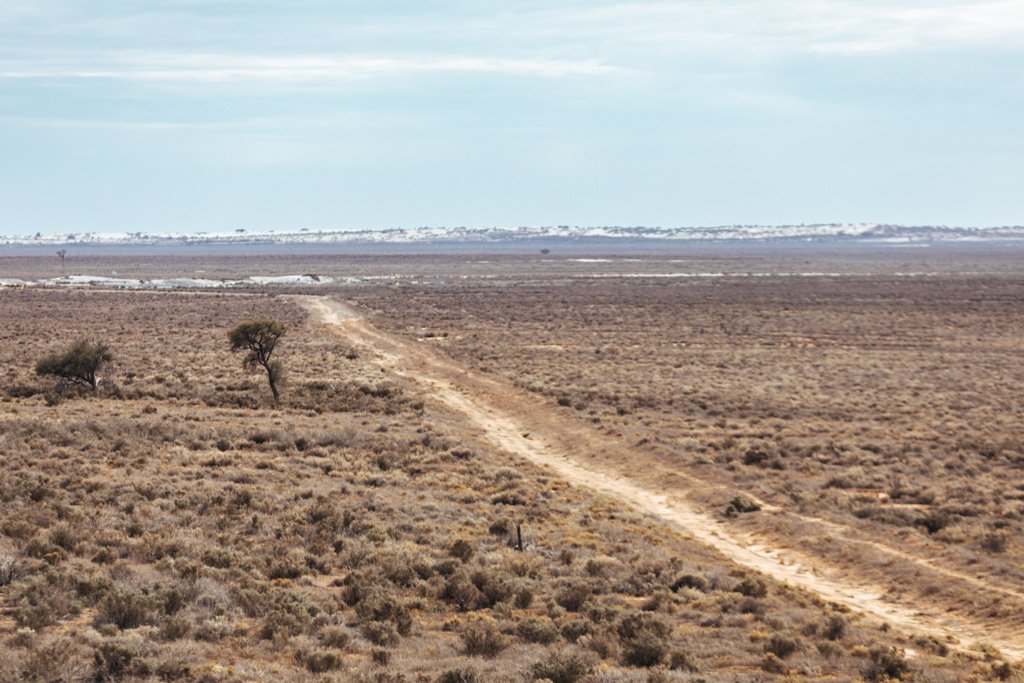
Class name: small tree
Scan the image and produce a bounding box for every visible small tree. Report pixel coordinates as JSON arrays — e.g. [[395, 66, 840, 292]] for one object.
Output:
[[35, 339, 112, 390], [229, 319, 285, 401]]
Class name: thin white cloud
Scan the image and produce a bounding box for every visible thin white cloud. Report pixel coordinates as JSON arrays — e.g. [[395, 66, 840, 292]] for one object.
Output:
[[524, 0, 1024, 58], [0, 52, 631, 82], [796, 1, 1024, 55]]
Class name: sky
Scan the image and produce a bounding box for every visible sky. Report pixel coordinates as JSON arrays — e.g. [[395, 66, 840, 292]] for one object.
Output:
[[0, 1, 1021, 234]]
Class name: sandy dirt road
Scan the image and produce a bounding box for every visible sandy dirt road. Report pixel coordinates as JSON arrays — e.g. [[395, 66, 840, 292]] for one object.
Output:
[[295, 295, 1023, 661]]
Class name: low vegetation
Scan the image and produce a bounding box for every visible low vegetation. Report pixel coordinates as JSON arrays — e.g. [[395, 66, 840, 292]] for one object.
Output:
[[0, 272, 1013, 680], [352, 273, 1024, 633]]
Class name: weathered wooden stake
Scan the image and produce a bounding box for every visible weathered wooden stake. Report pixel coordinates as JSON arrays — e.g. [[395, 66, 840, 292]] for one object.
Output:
[[515, 522, 523, 552]]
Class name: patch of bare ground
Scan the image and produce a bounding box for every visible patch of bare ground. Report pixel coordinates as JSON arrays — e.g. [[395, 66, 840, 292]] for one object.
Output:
[[0, 286, 1006, 681]]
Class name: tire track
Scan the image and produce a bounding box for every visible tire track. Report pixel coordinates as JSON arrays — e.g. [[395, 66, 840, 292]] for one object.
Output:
[[295, 295, 1024, 661]]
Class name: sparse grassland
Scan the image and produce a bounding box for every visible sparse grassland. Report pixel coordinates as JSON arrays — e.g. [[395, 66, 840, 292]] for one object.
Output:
[[351, 275, 1024, 552], [348, 273, 1024, 644], [0, 273, 1017, 681]]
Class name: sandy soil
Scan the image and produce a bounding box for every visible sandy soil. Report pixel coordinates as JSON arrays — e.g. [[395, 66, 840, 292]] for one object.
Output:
[[294, 294, 1024, 661]]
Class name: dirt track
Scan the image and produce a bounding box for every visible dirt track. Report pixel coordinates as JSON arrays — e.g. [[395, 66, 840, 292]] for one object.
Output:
[[296, 294, 1024, 661]]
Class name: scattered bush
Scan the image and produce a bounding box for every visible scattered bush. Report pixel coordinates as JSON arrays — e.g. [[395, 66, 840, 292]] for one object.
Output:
[[617, 612, 670, 667], [516, 616, 560, 644], [296, 647, 344, 673], [97, 589, 153, 630], [556, 580, 594, 612], [823, 614, 847, 641], [35, 339, 112, 391], [561, 619, 591, 643], [319, 625, 351, 649], [355, 590, 413, 637], [0, 555, 16, 586], [361, 620, 400, 646], [259, 591, 312, 640], [733, 576, 767, 598], [863, 646, 912, 681], [460, 618, 507, 657], [530, 650, 591, 683], [11, 573, 78, 630], [764, 634, 801, 659], [93, 636, 151, 681], [449, 539, 475, 562], [442, 573, 483, 611], [670, 573, 708, 592], [724, 496, 761, 516], [981, 531, 1009, 554], [437, 669, 480, 683], [992, 661, 1016, 681], [669, 649, 698, 672], [514, 585, 535, 609]]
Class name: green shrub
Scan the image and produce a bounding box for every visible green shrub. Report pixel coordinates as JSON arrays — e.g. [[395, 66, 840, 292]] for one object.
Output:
[[35, 339, 112, 391]]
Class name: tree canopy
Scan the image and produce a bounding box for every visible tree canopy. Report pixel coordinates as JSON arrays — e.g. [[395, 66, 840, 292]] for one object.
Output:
[[229, 319, 285, 401], [35, 339, 112, 390]]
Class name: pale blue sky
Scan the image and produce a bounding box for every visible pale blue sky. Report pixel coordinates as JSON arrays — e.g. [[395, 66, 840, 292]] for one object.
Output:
[[1, 1, 1021, 234]]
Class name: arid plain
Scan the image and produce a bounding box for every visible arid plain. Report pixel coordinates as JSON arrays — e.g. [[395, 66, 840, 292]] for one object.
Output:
[[1, 245, 1022, 682]]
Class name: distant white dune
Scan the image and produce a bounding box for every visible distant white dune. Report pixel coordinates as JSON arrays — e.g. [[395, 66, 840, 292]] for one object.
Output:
[[0, 274, 337, 290], [3, 224, 1024, 247], [247, 275, 335, 286]]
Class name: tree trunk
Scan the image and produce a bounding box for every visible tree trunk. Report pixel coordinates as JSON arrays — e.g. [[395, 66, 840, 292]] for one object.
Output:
[[266, 366, 280, 402]]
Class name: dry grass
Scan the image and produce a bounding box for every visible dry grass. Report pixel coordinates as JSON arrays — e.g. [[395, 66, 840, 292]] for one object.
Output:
[[0, 278, 1013, 681], [350, 276, 1024, 544], [349, 274, 1024, 632]]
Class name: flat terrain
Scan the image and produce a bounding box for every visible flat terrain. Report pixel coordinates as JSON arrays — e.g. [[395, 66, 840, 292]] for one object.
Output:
[[1, 246, 1022, 681]]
